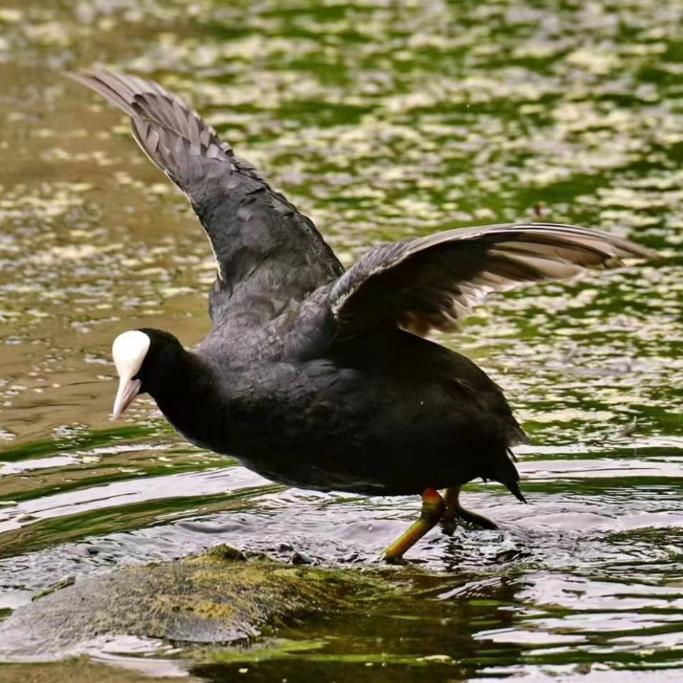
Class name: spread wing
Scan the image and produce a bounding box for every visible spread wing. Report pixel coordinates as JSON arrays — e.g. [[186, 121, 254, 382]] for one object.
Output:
[[70, 69, 343, 325], [329, 222, 655, 337]]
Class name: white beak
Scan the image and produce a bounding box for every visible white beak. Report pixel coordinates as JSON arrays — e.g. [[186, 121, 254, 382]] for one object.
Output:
[[111, 330, 150, 420], [112, 377, 142, 419]]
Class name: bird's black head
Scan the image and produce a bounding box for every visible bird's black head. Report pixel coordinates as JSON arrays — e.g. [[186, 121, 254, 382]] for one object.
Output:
[[111, 328, 184, 418]]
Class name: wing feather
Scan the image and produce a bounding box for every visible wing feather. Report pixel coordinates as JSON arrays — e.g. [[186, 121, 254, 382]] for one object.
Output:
[[70, 69, 343, 325], [329, 222, 655, 337]]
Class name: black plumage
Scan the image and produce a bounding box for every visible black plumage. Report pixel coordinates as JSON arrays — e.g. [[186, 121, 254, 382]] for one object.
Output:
[[72, 70, 654, 555]]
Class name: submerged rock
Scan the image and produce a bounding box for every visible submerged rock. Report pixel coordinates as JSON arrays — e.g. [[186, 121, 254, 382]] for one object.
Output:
[[0, 545, 381, 661]]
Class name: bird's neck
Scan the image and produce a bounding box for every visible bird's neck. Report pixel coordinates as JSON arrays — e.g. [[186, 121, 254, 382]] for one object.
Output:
[[148, 350, 233, 454]]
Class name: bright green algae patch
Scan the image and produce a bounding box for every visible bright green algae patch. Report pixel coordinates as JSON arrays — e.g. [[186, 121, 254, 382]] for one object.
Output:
[[0, 545, 385, 659]]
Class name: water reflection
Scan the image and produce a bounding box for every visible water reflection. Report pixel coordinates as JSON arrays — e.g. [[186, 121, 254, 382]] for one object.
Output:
[[0, 0, 682, 680]]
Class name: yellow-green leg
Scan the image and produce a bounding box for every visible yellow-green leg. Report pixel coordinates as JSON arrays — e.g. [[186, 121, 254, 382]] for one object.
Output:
[[383, 489, 446, 563], [441, 485, 498, 533]]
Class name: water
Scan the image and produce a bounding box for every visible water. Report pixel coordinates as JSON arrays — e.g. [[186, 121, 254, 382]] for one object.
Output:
[[0, 0, 682, 680]]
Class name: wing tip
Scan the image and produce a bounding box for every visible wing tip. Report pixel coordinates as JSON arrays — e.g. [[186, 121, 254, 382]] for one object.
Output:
[[65, 66, 117, 87], [521, 221, 658, 262]]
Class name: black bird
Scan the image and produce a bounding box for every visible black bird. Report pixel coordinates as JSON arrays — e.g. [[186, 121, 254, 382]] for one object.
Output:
[[71, 70, 654, 561]]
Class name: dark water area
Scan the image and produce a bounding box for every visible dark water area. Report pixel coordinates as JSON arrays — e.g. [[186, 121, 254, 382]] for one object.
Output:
[[0, 0, 681, 680]]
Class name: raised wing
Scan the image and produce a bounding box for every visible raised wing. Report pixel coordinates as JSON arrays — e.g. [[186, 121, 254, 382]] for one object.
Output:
[[329, 222, 655, 337], [70, 70, 343, 325]]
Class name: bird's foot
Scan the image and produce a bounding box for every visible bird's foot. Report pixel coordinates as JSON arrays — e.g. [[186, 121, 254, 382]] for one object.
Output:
[[441, 510, 499, 532], [440, 516, 458, 536], [455, 507, 499, 530], [441, 486, 499, 532], [382, 489, 446, 563], [382, 554, 409, 566]]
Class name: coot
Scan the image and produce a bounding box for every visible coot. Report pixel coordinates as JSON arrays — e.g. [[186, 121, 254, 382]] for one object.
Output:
[[71, 70, 653, 561]]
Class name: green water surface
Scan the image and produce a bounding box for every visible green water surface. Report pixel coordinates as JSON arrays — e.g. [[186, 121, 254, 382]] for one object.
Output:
[[0, 0, 682, 680]]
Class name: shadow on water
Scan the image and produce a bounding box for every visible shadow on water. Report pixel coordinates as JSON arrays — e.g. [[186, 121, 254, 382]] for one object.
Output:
[[0, 0, 682, 680]]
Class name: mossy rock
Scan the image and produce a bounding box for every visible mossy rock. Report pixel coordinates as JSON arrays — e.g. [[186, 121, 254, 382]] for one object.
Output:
[[0, 545, 384, 661], [0, 657, 202, 683]]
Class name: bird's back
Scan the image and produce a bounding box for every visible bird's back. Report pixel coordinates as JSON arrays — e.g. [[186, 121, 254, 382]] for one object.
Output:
[[204, 326, 525, 496]]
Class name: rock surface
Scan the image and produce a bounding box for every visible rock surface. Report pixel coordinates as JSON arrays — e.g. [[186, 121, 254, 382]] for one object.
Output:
[[0, 545, 381, 661], [0, 658, 202, 683]]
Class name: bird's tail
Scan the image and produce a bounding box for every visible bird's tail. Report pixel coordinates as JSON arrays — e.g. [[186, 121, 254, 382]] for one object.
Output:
[[490, 448, 527, 503]]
